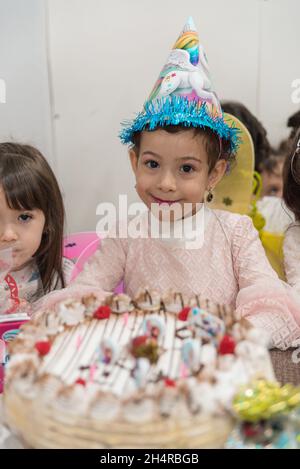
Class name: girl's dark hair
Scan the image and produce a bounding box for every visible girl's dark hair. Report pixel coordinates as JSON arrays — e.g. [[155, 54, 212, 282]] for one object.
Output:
[[259, 152, 285, 175], [278, 109, 300, 154], [0, 143, 65, 292], [282, 128, 300, 221], [221, 100, 270, 172], [132, 125, 233, 172], [287, 109, 300, 140]]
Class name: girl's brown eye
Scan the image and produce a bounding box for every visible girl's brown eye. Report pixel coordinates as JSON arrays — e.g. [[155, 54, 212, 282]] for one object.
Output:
[[18, 214, 32, 223], [181, 164, 194, 173], [146, 160, 159, 169]]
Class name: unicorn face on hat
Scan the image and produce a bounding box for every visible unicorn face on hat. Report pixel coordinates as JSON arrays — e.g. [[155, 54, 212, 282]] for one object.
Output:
[[153, 48, 221, 116], [120, 17, 239, 153], [150, 19, 221, 116]]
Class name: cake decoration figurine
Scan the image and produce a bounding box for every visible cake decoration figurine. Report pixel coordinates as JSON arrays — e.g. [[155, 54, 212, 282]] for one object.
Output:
[[181, 338, 202, 373], [188, 307, 225, 342], [99, 338, 119, 366], [143, 314, 165, 344]]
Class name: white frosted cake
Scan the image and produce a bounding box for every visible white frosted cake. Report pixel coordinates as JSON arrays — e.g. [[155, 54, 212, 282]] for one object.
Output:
[[3, 290, 275, 448]]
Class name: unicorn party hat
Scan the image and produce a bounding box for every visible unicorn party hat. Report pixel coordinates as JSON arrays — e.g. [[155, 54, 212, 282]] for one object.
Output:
[[120, 17, 240, 153]]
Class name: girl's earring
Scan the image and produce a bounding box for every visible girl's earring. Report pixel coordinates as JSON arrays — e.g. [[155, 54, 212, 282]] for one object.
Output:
[[206, 188, 214, 203]]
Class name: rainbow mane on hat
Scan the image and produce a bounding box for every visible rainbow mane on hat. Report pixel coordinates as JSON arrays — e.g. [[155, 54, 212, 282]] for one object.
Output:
[[120, 17, 240, 153]]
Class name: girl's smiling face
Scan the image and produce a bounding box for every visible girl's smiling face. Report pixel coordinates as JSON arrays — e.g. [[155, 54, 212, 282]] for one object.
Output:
[[129, 128, 226, 217], [0, 185, 45, 271]]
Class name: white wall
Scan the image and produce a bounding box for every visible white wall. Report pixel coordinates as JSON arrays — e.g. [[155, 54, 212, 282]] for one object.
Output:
[[259, 0, 300, 144], [1, 0, 299, 233], [0, 0, 54, 164]]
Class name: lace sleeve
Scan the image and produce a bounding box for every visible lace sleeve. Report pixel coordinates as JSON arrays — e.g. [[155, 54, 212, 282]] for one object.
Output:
[[233, 216, 300, 350], [283, 224, 300, 295], [72, 235, 127, 292]]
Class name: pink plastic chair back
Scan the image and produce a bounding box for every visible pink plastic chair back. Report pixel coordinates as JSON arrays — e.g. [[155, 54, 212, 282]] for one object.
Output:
[[63, 232, 123, 292], [63, 232, 101, 282]]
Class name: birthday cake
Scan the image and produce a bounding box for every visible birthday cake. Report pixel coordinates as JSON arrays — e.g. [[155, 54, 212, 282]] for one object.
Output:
[[3, 290, 275, 448]]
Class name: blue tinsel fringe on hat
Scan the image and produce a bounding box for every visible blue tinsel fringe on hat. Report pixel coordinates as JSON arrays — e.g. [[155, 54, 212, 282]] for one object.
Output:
[[119, 95, 241, 153]]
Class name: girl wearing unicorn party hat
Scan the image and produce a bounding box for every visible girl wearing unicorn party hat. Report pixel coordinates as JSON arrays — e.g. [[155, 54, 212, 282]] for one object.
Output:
[[40, 17, 300, 349]]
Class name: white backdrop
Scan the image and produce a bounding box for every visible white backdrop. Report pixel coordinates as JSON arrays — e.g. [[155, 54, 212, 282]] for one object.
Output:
[[0, 0, 54, 163], [0, 0, 299, 233]]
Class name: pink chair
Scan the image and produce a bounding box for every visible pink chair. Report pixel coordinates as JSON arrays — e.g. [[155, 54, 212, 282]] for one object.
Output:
[[63, 232, 123, 292], [63, 231, 101, 282]]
